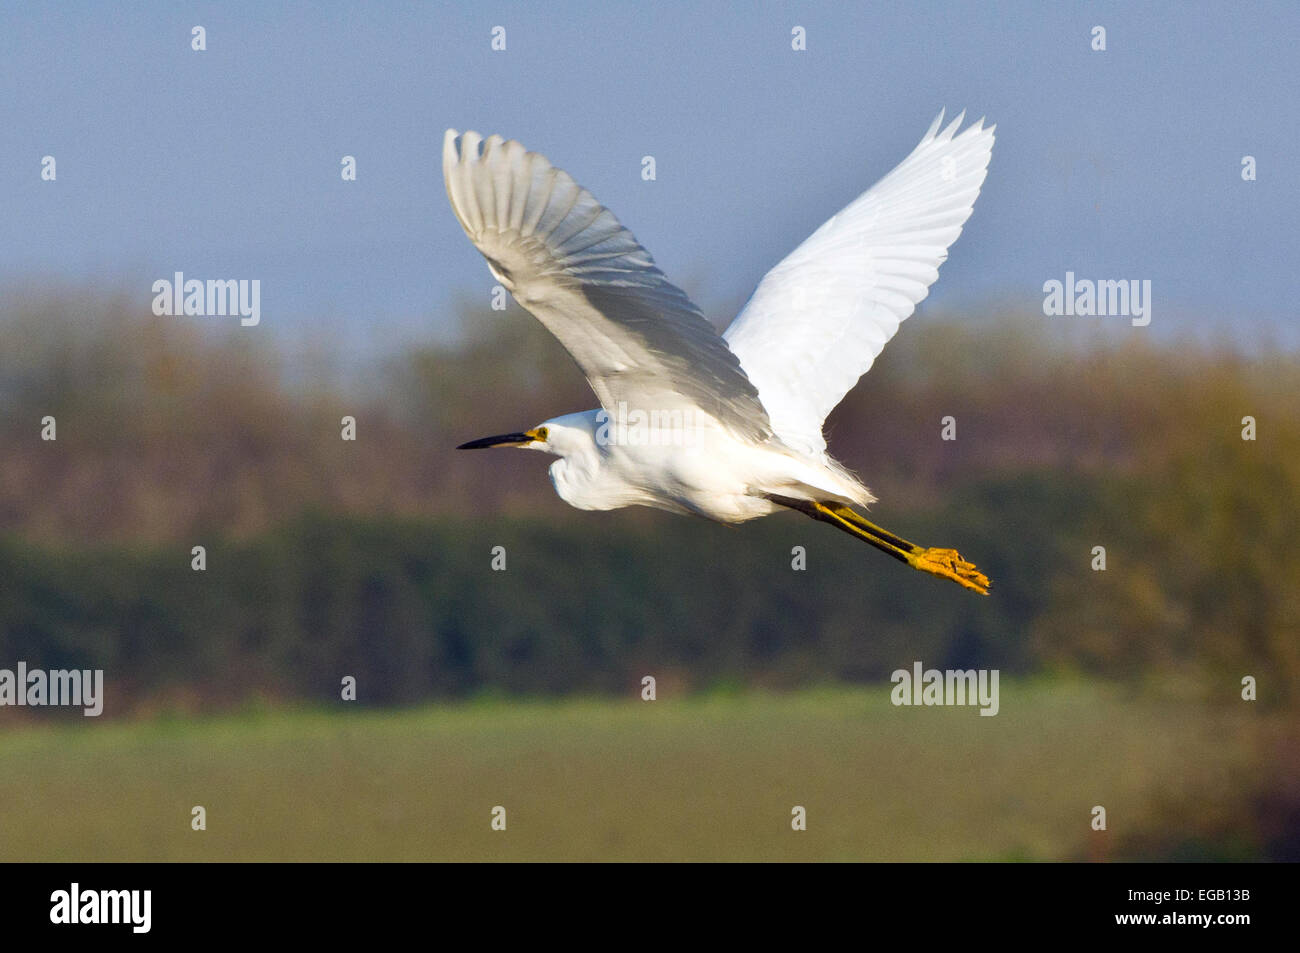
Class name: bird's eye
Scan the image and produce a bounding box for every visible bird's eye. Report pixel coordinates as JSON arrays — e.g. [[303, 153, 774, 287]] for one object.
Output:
[[535, 427, 548, 441]]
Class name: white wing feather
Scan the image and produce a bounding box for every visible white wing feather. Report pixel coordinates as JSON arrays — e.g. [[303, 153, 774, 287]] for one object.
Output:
[[443, 130, 772, 443], [723, 111, 995, 457]]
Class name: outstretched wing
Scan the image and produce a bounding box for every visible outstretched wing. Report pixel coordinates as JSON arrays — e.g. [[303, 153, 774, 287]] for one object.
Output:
[[723, 111, 995, 457], [443, 130, 772, 443]]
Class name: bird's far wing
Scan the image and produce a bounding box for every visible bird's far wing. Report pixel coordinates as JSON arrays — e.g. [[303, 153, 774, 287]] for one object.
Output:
[[723, 111, 995, 457], [443, 130, 772, 443]]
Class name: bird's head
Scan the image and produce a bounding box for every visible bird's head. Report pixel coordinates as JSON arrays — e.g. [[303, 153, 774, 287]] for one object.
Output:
[[456, 412, 598, 459]]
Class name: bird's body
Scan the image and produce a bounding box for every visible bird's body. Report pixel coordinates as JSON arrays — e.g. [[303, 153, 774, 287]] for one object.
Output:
[[537, 410, 869, 522], [447, 112, 995, 593]]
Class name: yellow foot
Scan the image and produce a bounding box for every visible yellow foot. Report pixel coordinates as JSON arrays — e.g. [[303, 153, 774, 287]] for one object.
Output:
[[910, 547, 990, 595]]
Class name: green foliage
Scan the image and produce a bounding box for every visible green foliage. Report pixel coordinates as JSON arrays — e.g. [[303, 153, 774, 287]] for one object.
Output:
[[1, 463, 1292, 707], [0, 294, 1297, 705]]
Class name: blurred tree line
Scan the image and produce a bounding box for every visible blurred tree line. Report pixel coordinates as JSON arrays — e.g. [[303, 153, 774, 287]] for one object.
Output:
[[0, 291, 1296, 708]]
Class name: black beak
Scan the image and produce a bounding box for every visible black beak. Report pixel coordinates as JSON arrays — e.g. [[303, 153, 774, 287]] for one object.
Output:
[[456, 431, 536, 450]]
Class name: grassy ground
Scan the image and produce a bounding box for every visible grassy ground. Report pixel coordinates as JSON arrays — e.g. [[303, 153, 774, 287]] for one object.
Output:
[[0, 679, 1275, 861]]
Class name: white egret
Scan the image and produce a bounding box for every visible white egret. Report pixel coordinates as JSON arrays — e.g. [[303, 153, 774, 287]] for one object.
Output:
[[447, 111, 994, 593]]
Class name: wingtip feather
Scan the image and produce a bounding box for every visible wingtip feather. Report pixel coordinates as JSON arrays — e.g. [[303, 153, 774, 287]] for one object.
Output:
[[925, 109, 946, 139], [940, 110, 966, 141]]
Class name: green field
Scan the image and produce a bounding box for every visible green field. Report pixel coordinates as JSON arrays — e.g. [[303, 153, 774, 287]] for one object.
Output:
[[0, 680, 1279, 862]]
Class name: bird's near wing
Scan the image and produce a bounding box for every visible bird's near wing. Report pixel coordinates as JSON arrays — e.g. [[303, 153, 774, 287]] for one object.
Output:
[[723, 111, 995, 457], [443, 130, 772, 443]]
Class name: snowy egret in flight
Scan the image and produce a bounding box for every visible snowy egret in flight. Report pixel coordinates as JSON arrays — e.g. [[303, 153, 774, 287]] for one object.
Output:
[[447, 111, 994, 593]]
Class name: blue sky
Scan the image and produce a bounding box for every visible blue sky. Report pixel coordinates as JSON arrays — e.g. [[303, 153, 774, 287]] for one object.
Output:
[[2, 1, 1297, 360]]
